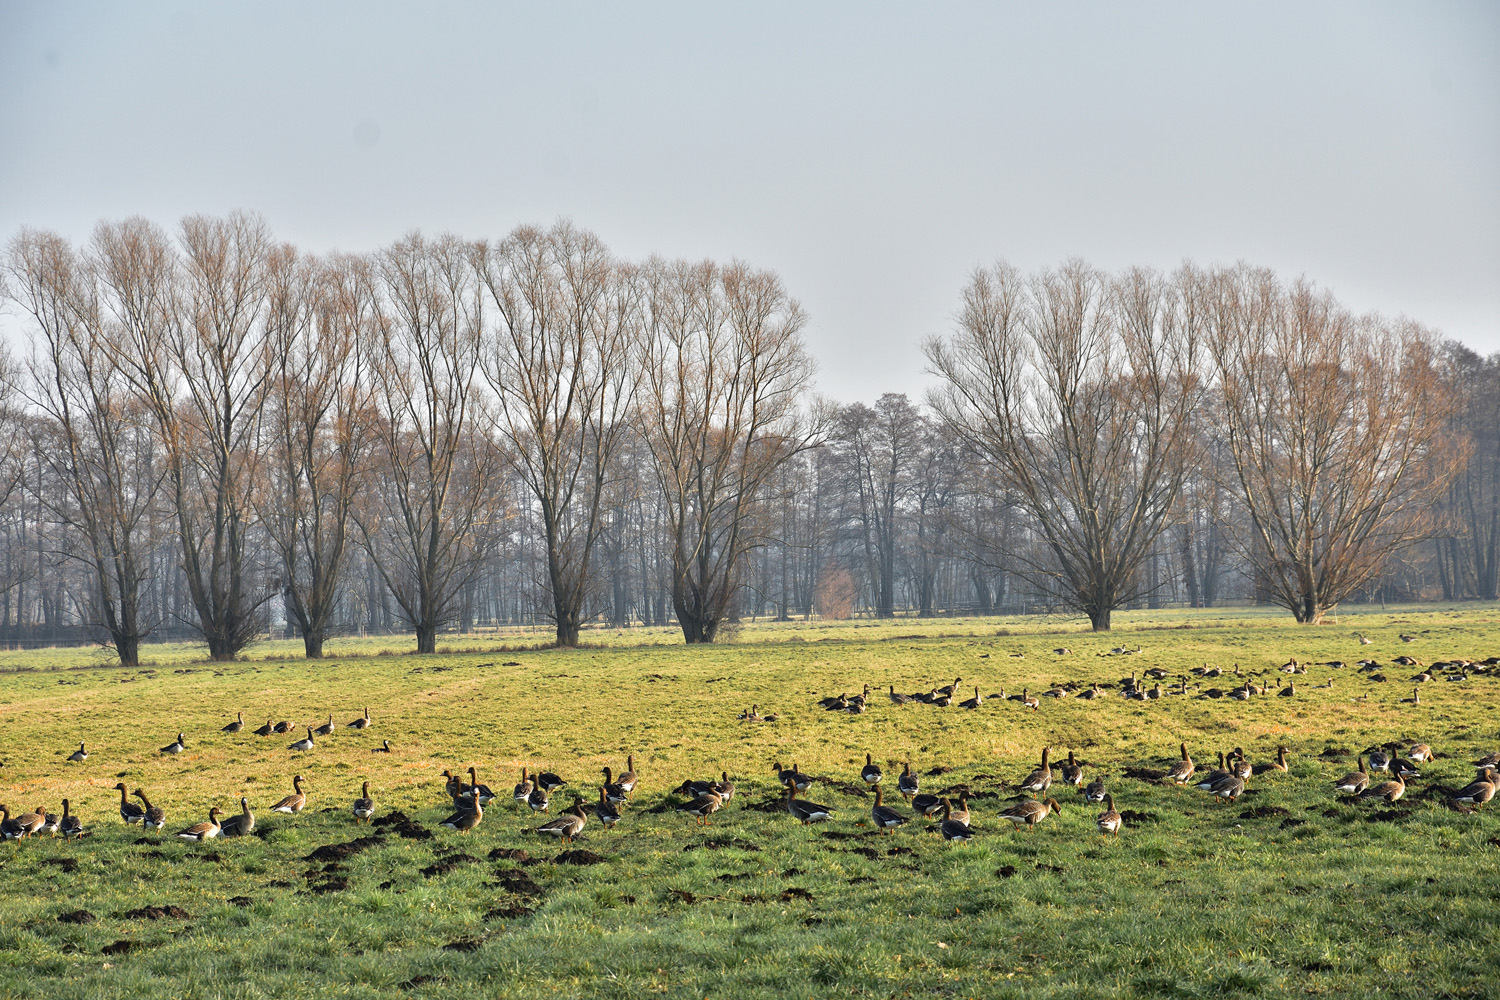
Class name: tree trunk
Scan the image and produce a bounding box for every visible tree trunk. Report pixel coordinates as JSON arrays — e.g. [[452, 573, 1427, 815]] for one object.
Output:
[[415, 624, 437, 654], [114, 633, 140, 668], [207, 634, 238, 661], [303, 631, 325, 659], [1088, 607, 1111, 631]]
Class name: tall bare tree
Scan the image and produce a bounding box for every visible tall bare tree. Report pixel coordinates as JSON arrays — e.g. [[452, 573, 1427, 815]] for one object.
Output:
[[474, 222, 641, 647], [638, 259, 819, 643], [834, 393, 922, 617], [927, 260, 1200, 630], [361, 232, 497, 653], [1203, 266, 1458, 623]]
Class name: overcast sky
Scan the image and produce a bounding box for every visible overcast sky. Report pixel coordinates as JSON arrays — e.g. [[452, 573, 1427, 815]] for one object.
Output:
[[2, 2, 1496, 402]]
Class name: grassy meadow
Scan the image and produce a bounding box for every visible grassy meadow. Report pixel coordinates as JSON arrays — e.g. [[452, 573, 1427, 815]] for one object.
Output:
[[0, 604, 1497, 998]]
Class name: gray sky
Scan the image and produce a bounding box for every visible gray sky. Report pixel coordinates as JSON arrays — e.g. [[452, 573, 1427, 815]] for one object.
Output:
[[3, 2, 1497, 402]]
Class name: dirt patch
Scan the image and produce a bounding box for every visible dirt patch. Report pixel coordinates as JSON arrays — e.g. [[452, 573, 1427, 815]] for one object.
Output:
[[489, 847, 531, 862], [1124, 767, 1167, 781], [1238, 805, 1291, 820], [421, 853, 481, 877], [848, 846, 879, 859], [306, 835, 384, 863], [484, 902, 536, 920], [494, 869, 544, 896], [781, 887, 814, 901], [43, 857, 79, 873], [101, 940, 140, 955], [1279, 818, 1306, 829], [309, 876, 349, 894], [669, 889, 697, 904], [1319, 747, 1350, 759], [125, 905, 190, 920], [57, 909, 95, 924], [227, 896, 252, 907], [197, 850, 225, 863], [372, 811, 431, 840], [887, 846, 914, 856], [1036, 863, 1065, 874], [554, 849, 605, 865], [926, 765, 954, 776], [1119, 810, 1158, 825], [682, 838, 760, 852], [444, 938, 483, 952]]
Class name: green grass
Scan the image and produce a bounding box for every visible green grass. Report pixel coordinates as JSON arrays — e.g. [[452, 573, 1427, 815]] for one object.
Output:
[[0, 604, 1497, 998]]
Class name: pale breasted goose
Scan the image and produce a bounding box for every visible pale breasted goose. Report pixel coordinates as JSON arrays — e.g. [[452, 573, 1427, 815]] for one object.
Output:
[[1019, 748, 1053, 798], [220, 797, 255, 837], [938, 800, 975, 844], [1000, 797, 1062, 832], [713, 772, 736, 803], [1367, 748, 1393, 772], [0, 806, 23, 840], [68, 742, 88, 762], [538, 800, 587, 843], [1407, 743, 1434, 763], [314, 715, 335, 736], [596, 787, 622, 830], [59, 799, 83, 840], [602, 767, 629, 805], [958, 687, 983, 710], [512, 768, 534, 808], [440, 794, 483, 834], [467, 766, 495, 805], [223, 712, 245, 734], [616, 756, 637, 794], [1166, 744, 1195, 784], [861, 753, 883, 787], [114, 783, 146, 825], [1096, 794, 1122, 837], [271, 776, 307, 814], [678, 790, 723, 826], [160, 732, 186, 755], [911, 793, 943, 818], [353, 782, 375, 823], [889, 685, 913, 706], [1059, 751, 1083, 787], [1084, 776, 1108, 803], [348, 707, 372, 730], [1269, 747, 1290, 773], [176, 807, 222, 841], [39, 807, 59, 836], [785, 786, 835, 824], [133, 789, 166, 832], [1361, 771, 1406, 803], [1019, 688, 1040, 710], [947, 795, 971, 826], [1333, 757, 1370, 795], [871, 786, 907, 833], [288, 728, 315, 752], [897, 762, 919, 801], [1450, 768, 1496, 809], [528, 783, 550, 814]]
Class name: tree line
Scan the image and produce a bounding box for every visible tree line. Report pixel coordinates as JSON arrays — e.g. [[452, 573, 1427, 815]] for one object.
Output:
[[0, 213, 1490, 663]]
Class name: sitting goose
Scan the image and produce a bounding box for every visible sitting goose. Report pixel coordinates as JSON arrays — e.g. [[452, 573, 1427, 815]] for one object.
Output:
[[272, 720, 293, 734], [1268, 746, 1290, 773], [160, 732, 186, 755], [713, 772, 737, 804], [347, 707, 372, 730], [373, 740, 392, 753], [176, 807, 223, 841], [512, 768, 534, 809], [220, 797, 255, 837], [1059, 751, 1083, 787], [1096, 794, 1122, 837], [1166, 744, 1195, 785], [58, 799, 83, 840], [999, 797, 1062, 832], [440, 794, 483, 835], [1332, 756, 1370, 795], [1361, 771, 1406, 803], [536, 770, 567, 794], [888, 685, 913, 706], [785, 786, 835, 825], [133, 789, 166, 833], [911, 792, 943, 818], [1083, 776, 1108, 803], [68, 742, 88, 762], [928, 689, 952, 708], [352, 782, 375, 824], [773, 761, 812, 792], [616, 756, 637, 795], [314, 715, 335, 737], [538, 800, 587, 843], [222, 712, 245, 734], [958, 687, 983, 710], [596, 787, 622, 830], [253, 719, 275, 737], [114, 783, 146, 825], [1077, 684, 1103, 700], [1019, 748, 1053, 798], [871, 786, 907, 833], [271, 776, 307, 814], [938, 800, 974, 844], [861, 753, 883, 787], [678, 790, 723, 826], [288, 728, 315, 752], [947, 795, 971, 826], [897, 762, 920, 801]]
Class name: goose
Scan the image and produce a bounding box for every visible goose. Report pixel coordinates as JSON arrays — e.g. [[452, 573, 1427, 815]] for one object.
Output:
[[1269, 747, 1290, 773], [1043, 686, 1070, 699], [1228, 750, 1253, 781], [1368, 748, 1393, 772], [133, 790, 166, 832], [271, 776, 307, 814], [0, 806, 23, 840], [616, 756, 637, 794], [114, 783, 146, 825], [846, 685, 871, 714], [1096, 793, 1122, 837], [999, 796, 1062, 832], [58, 799, 83, 840], [713, 772, 737, 803], [176, 807, 222, 841], [1198, 752, 1233, 786], [678, 790, 723, 826], [785, 786, 835, 824], [1083, 776, 1108, 803], [373, 740, 392, 753], [596, 787, 622, 830], [538, 800, 587, 843], [743, 705, 764, 722], [272, 720, 293, 735], [160, 732, 186, 755], [1399, 633, 1417, 643], [466, 766, 495, 806], [440, 793, 483, 834], [1392, 757, 1422, 779], [675, 778, 717, 798], [1195, 772, 1244, 803], [1450, 769, 1496, 809], [347, 707, 372, 730], [1278, 681, 1296, 698], [1333, 757, 1369, 795], [871, 786, 907, 833], [1400, 688, 1421, 704], [959, 687, 983, 709], [536, 770, 567, 794], [314, 715, 335, 736], [938, 800, 974, 844], [601, 767, 629, 805], [929, 690, 953, 708], [888, 686, 913, 706], [1357, 633, 1372, 645], [528, 783, 550, 814], [222, 712, 245, 734], [67, 742, 88, 762], [782, 762, 814, 793], [39, 807, 59, 836], [512, 768, 534, 809], [935, 677, 962, 698], [352, 782, 375, 824], [1407, 743, 1434, 763], [823, 693, 849, 712], [947, 795, 971, 826], [1410, 672, 1432, 683], [288, 727, 315, 752], [1053, 647, 1072, 655], [1019, 748, 1053, 798], [1361, 771, 1405, 803], [1019, 688, 1040, 711], [897, 762, 919, 801], [1077, 684, 1103, 700], [442, 769, 471, 804], [911, 793, 943, 818], [1059, 751, 1083, 787], [1473, 750, 1500, 769], [220, 797, 255, 837], [253, 720, 275, 737], [1158, 740, 1194, 785], [861, 753, 883, 787]]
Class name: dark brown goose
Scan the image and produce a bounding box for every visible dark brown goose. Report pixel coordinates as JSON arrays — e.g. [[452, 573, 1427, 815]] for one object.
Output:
[[114, 782, 146, 825], [222, 712, 245, 734], [871, 786, 907, 833], [133, 789, 166, 832], [352, 782, 375, 823], [538, 799, 587, 842], [785, 786, 834, 824], [220, 797, 255, 837], [58, 799, 83, 840], [1096, 793, 1122, 837]]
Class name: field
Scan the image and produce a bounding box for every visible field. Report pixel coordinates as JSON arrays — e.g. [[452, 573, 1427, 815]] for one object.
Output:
[[0, 604, 1497, 999]]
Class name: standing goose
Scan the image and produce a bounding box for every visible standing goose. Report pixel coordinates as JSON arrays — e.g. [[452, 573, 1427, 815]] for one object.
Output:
[[1450, 768, 1497, 809], [67, 742, 88, 762], [253, 720, 275, 737], [1333, 757, 1370, 795], [938, 800, 974, 844], [1096, 793, 1122, 837], [222, 712, 245, 734], [871, 786, 907, 833], [999, 797, 1062, 832], [271, 776, 307, 814], [39, 807, 59, 836], [897, 762, 920, 801], [538, 800, 587, 843], [959, 687, 983, 710], [1361, 771, 1406, 803], [467, 767, 495, 806], [512, 768, 534, 809], [220, 797, 255, 837], [133, 790, 166, 833], [911, 792, 943, 818], [861, 753, 883, 787], [1083, 776, 1108, 803], [947, 795, 971, 826], [713, 772, 737, 803], [314, 715, 335, 736], [440, 793, 484, 834], [1368, 748, 1393, 772], [678, 790, 723, 826], [1166, 744, 1196, 784], [1019, 748, 1053, 798], [114, 783, 146, 825], [0, 806, 23, 840], [536, 770, 567, 794], [1195, 771, 1244, 804], [176, 807, 222, 841], [352, 782, 375, 823], [288, 728, 315, 752], [160, 732, 186, 755], [616, 756, 637, 795], [59, 799, 83, 840], [528, 782, 550, 814], [601, 767, 629, 805], [936, 677, 963, 698], [1059, 751, 1083, 787], [347, 707, 372, 730], [785, 786, 835, 825], [596, 787, 622, 830]]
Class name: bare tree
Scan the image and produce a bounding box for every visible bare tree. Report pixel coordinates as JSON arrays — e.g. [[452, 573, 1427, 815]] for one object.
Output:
[[474, 222, 640, 647], [927, 260, 1200, 631], [834, 393, 922, 617], [361, 232, 497, 653], [1203, 266, 1459, 623], [638, 259, 819, 643], [259, 249, 374, 657]]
